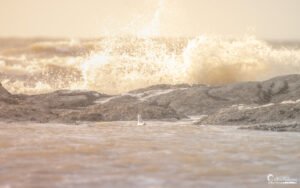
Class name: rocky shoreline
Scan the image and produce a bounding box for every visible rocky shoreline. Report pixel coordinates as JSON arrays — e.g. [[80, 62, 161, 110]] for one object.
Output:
[[239, 122, 300, 132], [1, 74, 300, 132]]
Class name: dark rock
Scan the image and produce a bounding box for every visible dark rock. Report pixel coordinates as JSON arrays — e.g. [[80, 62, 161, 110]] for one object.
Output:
[[240, 122, 300, 132], [1, 74, 300, 128], [0, 82, 19, 104], [0, 83, 10, 96]]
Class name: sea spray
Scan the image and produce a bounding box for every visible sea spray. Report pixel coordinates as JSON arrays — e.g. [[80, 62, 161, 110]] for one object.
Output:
[[1, 36, 300, 94]]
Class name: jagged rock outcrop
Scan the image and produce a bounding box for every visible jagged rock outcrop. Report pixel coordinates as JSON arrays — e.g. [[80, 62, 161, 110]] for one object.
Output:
[[0, 83, 184, 123], [0, 83, 19, 104], [1, 74, 300, 129], [198, 102, 300, 125], [194, 74, 300, 126], [0, 82, 10, 96]]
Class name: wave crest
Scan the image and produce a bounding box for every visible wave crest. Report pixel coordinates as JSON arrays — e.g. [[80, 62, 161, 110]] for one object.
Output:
[[1, 36, 300, 94]]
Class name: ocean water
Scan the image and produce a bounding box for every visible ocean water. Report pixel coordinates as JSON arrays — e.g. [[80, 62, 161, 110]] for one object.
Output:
[[1, 37, 300, 187], [0, 121, 299, 187], [0, 36, 300, 95]]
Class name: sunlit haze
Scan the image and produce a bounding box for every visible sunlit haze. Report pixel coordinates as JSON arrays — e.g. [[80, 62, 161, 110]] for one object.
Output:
[[0, 0, 300, 39]]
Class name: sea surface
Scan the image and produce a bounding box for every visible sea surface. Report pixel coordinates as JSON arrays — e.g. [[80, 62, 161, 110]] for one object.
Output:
[[0, 121, 299, 187]]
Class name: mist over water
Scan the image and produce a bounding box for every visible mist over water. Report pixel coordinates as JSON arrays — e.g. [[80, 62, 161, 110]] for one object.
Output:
[[0, 36, 300, 94], [1, 0, 300, 94]]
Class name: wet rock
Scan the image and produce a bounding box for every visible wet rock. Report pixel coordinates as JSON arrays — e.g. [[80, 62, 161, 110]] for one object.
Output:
[[239, 122, 300, 132], [1, 74, 300, 129], [0, 82, 19, 104], [0, 82, 11, 97], [27, 90, 109, 108], [61, 96, 185, 122], [200, 102, 300, 125]]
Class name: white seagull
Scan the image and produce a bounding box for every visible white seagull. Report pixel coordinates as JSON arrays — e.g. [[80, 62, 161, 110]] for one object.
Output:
[[137, 114, 146, 125]]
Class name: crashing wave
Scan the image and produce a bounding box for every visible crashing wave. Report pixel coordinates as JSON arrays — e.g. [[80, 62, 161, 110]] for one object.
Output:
[[1, 36, 300, 94]]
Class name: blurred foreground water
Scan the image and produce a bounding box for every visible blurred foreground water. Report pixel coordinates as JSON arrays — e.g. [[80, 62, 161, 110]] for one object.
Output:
[[0, 121, 299, 187]]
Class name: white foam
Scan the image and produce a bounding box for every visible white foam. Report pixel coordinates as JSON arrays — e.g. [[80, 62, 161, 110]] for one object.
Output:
[[237, 103, 274, 110], [281, 99, 300, 104]]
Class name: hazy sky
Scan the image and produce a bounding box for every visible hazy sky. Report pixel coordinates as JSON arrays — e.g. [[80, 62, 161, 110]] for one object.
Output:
[[0, 0, 299, 39]]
